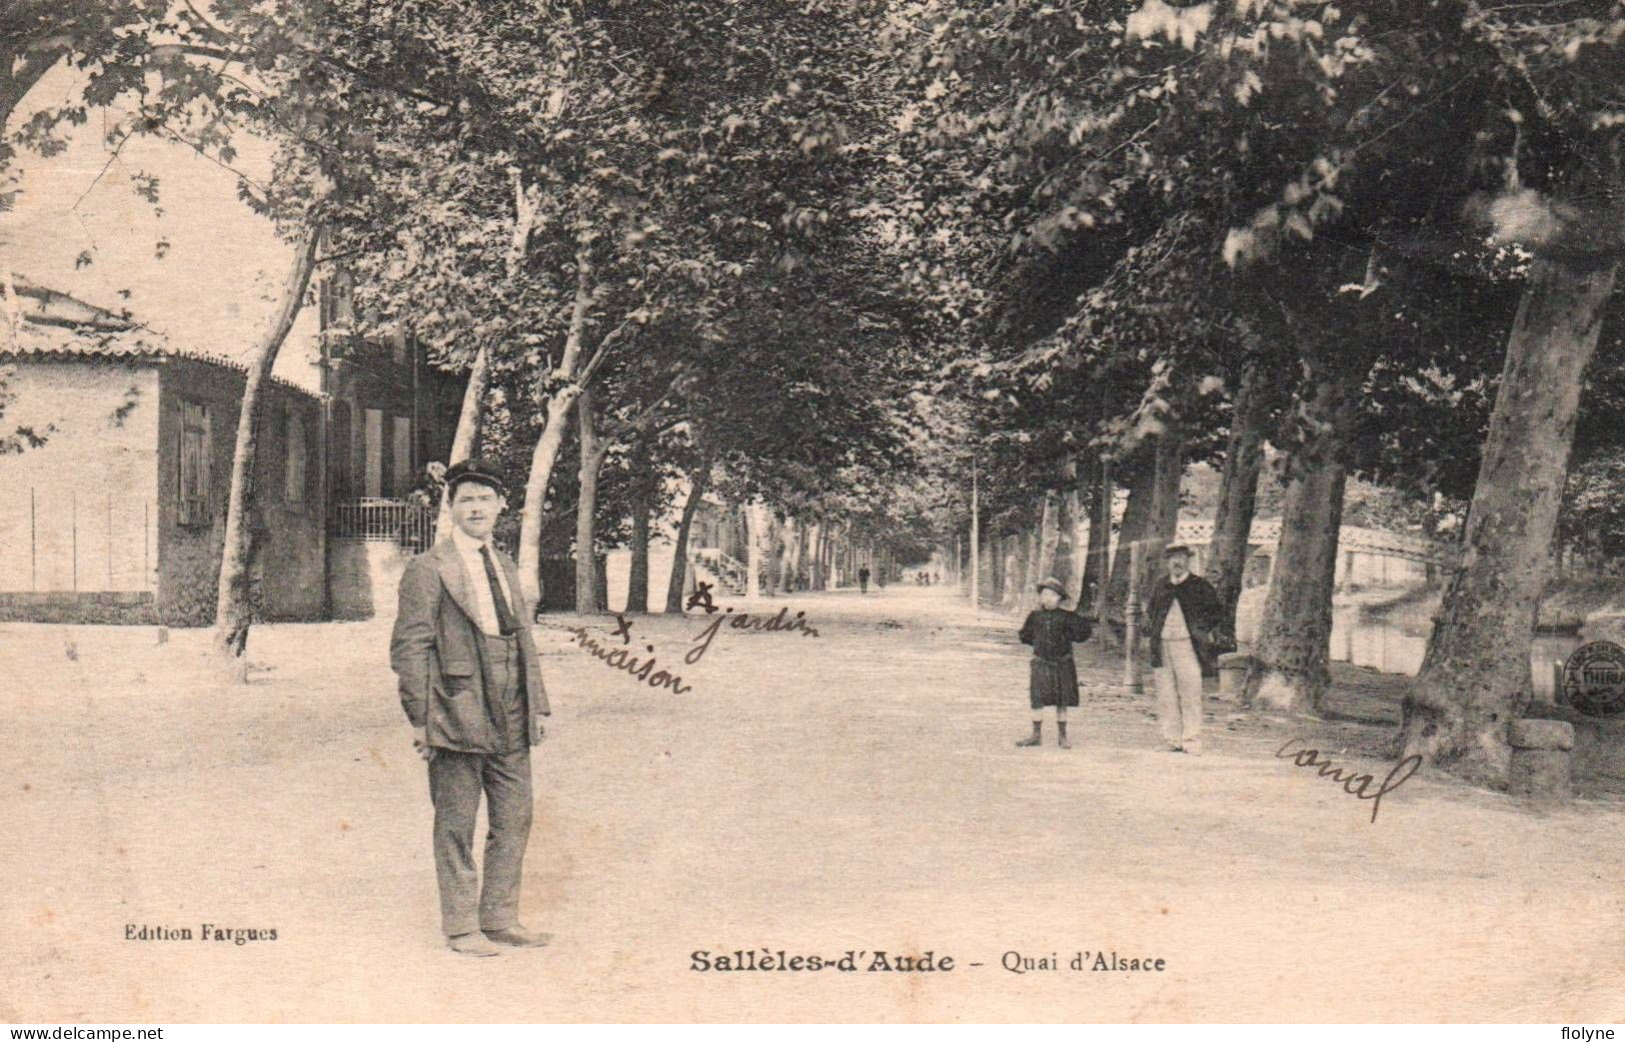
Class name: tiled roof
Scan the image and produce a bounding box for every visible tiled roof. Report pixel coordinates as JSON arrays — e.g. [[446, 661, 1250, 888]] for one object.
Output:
[[1, 322, 323, 400], [10, 275, 135, 331]]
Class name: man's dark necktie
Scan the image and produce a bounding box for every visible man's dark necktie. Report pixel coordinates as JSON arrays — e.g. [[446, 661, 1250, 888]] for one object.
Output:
[[478, 545, 518, 636]]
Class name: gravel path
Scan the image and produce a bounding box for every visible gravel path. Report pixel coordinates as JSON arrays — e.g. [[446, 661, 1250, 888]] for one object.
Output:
[[2, 586, 1621, 1021]]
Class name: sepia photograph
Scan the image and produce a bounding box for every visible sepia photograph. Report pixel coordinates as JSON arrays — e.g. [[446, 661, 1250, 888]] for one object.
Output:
[[1, 0, 1623, 1026]]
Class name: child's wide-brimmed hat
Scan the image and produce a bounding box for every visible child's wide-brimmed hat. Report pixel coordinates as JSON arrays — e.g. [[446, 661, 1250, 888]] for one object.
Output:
[[1036, 577, 1069, 599]]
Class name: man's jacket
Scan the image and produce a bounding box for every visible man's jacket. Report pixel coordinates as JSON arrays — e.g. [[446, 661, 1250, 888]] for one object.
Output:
[[389, 538, 550, 753], [1145, 574, 1228, 676]]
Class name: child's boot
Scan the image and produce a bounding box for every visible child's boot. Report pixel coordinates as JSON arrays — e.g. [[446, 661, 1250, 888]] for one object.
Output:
[[1057, 721, 1071, 749], [1015, 721, 1041, 747]]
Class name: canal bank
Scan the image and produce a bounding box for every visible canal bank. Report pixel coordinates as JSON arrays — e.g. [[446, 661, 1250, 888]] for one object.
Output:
[[1226, 578, 1625, 798]]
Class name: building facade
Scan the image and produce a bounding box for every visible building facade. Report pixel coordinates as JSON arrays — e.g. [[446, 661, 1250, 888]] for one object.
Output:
[[0, 276, 465, 625], [0, 330, 325, 624], [315, 274, 465, 618]]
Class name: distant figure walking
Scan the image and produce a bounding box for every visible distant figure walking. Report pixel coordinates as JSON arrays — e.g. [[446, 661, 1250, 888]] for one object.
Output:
[[1146, 544, 1226, 756], [858, 565, 870, 594], [1016, 577, 1093, 749]]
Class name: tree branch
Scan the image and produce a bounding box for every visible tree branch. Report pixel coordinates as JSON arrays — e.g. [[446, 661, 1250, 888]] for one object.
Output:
[[0, 47, 66, 127], [578, 314, 640, 386], [68, 126, 139, 213], [179, 0, 236, 45]]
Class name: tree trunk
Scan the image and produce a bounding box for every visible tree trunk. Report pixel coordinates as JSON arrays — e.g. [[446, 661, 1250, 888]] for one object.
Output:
[[572, 390, 611, 614], [518, 246, 596, 606], [745, 502, 764, 600], [794, 518, 809, 590], [1102, 422, 1184, 633], [435, 342, 490, 543], [1014, 531, 1032, 609], [1103, 456, 1155, 629], [766, 515, 784, 597], [626, 505, 650, 614], [517, 387, 579, 605], [1083, 457, 1113, 618], [573, 389, 609, 614], [1025, 516, 1045, 611], [1209, 355, 1267, 622], [981, 529, 996, 607], [994, 535, 1009, 607], [1244, 369, 1357, 714], [213, 224, 323, 664], [623, 439, 655, 614], [664, 463, 711, 613], [1401, 257, 1620, 777], [1144, 418, 1184, 594], [1052, 457, 1080, 602], [1036, 488, 1061, 586]]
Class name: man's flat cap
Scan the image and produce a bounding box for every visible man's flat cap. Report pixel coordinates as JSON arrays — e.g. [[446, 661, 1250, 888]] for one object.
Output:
[[1036, 576, 1069, 599], [1163, 543, 1193, 557], [444, 459, 508, 496]]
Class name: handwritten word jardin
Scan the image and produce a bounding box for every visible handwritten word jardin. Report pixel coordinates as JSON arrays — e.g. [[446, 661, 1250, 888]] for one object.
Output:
[[686, 606, 821, 665]]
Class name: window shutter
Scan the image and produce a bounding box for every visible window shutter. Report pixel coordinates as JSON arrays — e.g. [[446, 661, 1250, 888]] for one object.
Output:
[[176, 401, 212, 525], [178, 420, 190, 527], [200, 404, 211, 519]]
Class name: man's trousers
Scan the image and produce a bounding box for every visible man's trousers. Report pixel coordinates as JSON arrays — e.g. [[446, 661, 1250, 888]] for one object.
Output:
[[427, 632, 533, 938], [427, 746, 533, 937], [1155, 636, 1205, 746]]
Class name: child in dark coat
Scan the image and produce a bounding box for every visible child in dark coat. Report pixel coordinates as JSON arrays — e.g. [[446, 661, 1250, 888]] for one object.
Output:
[[1017, 577, 1093, 749]]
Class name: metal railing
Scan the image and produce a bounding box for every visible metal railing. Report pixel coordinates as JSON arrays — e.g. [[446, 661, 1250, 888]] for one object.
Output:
[[692, 547, 747, 592], [333, 497, 436, 553]]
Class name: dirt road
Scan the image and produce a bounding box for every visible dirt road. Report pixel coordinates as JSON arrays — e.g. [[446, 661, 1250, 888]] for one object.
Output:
[[2, 585, 1621, 1021]]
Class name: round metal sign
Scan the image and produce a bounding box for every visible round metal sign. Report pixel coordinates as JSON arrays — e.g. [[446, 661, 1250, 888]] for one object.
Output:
[[1560, 641, 1625, 718]]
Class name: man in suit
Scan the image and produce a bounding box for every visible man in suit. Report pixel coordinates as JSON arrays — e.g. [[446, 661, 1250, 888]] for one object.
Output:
[[1145, 544, 1226, 757], [390, 459, 552, 956]]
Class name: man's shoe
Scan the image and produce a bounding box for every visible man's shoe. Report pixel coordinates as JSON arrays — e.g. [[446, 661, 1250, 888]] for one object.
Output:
[[447, 932, 500, 957], [1057, 733, 1072, 749], [483, 925, 553, 948], [1168, 742, 1184, 753]]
